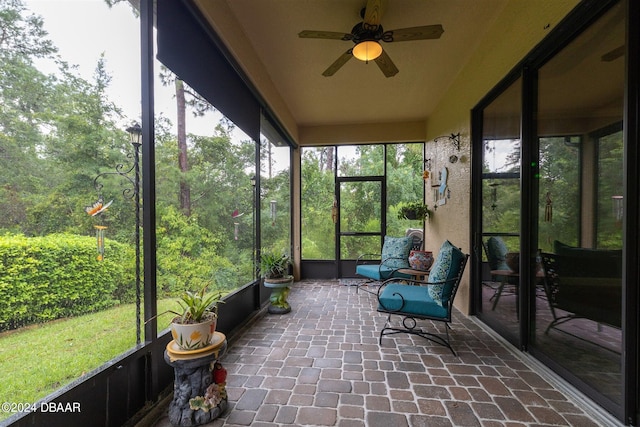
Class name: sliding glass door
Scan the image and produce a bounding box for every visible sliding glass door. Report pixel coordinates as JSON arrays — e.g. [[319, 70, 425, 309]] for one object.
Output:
[[533, 1, 625, 408], [473, 0, 628, 420], [476, 79, 522, 345]]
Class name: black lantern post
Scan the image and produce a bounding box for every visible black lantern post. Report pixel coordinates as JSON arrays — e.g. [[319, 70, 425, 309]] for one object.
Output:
[[127, 123, 142, 345], [92, 123, 143, 344]]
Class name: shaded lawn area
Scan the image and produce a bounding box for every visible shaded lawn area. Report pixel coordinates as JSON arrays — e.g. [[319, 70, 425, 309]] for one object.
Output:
[[0, 299, 179, 421]]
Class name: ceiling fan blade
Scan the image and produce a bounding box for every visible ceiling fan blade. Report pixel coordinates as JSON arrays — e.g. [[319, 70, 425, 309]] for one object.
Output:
[[384, 25, 444, 42], [322, 50, 354, 77], [298, 30, 353, 41], [601, 45, 624, 62], [363, 0, 386, 30], [374, 49, 399, 77]]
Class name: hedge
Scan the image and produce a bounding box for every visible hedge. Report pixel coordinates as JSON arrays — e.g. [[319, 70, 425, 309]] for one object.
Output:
[[0, 233, 135, 331]]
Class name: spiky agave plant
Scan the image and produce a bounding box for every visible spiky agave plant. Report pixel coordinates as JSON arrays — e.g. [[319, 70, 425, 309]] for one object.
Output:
[[175, 287, 223, 324], [259, 249, 291, 279], [148, 286, 224, 324]]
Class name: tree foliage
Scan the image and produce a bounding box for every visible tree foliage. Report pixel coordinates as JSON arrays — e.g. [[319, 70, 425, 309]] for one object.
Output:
[[0, 1, 267, 329]]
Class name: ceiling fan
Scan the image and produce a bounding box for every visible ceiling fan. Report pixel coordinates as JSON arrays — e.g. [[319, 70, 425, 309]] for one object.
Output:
[[298, 0, 444, 77]]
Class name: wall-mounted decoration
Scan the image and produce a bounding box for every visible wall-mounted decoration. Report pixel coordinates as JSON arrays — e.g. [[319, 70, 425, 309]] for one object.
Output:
[[434, 133, 461, 151], [437, 166, 448, 206]]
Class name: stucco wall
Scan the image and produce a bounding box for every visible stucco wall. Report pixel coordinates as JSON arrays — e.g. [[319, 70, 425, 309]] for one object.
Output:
[[424, 0, 579, 314]]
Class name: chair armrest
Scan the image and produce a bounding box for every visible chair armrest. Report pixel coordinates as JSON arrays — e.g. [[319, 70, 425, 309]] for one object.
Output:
[[377, 276, 453, 291], [356, 253, 381, 264]]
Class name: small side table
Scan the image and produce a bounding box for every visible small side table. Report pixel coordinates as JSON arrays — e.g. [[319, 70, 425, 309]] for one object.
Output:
[[164, 332, 228, 427], [397, 268, 431, 281]]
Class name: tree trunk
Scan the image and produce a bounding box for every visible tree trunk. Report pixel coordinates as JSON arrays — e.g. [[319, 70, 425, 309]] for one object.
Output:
[[175, 79, 191, 216]]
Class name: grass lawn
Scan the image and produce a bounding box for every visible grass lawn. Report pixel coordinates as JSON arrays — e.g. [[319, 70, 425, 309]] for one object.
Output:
[[0, 299, 179, 421]]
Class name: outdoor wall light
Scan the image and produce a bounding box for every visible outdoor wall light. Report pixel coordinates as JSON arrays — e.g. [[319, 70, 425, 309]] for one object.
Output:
[[127, 123, 142, 146], [352, 40, 382, 62]]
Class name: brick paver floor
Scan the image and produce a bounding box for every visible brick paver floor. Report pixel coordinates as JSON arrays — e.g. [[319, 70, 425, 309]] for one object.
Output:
[[147, 280, 621, 427]]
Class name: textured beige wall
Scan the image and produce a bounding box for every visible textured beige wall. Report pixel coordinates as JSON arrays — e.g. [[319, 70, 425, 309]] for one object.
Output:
[[423, 0, 579, 314]]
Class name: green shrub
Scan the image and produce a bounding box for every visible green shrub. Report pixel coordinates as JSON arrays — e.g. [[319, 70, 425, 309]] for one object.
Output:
[[0, 233, 134, 331], [156, 206, 237, 296]]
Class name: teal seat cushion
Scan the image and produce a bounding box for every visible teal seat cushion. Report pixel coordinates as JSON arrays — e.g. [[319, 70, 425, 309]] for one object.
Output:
[[427, 240, 465, 306], [356, 264, 412, 281], [378, 283, 448, 319], [486, 236, 509, 270], [381, 236, 412, 269]]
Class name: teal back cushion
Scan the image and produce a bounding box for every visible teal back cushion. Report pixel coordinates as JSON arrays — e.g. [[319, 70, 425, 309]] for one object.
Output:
[[381, 236, 412, 269], [427, 240, 465, 306], [486, 237, 509, 271]]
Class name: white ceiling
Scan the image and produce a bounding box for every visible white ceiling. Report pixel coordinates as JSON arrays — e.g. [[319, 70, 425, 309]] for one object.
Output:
[[195, 0, 508, 128]]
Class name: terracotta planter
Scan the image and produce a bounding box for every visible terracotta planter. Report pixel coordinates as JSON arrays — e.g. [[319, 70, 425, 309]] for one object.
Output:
[[408, 250, 434, 271], [171, 317, 217, 350]]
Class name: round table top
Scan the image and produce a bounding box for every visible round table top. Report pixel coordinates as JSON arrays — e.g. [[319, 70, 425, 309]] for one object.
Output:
[[164, 331, 227, 366]]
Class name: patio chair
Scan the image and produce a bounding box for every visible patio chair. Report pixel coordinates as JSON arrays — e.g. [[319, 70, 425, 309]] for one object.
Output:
[[482, 236, 517, 310], [405, 228, 423, 250], [355, 235, 413, 294], [376, 240, 469, 356]]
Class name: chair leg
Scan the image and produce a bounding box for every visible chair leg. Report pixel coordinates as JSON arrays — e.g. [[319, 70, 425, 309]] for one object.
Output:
[[357, 279, 381, 295], [379, 315, 457, 356], [491, 281, 505, 310]]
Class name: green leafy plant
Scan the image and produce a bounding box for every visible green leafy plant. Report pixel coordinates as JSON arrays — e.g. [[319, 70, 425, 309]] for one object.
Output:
[[0, 233, 134, 332], [152, 286, 223, 324], [259, 249, 291, 280], [397, 202, 432, 220]]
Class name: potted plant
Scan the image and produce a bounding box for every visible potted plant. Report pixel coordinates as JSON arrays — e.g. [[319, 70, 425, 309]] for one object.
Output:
[[397, 201, 432, 220], [259, 249, 293, 314], [153, 286, 224, 351]]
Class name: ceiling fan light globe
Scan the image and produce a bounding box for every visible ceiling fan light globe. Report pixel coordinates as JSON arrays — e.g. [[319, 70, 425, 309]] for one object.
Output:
[[353, 41, 382, 62]]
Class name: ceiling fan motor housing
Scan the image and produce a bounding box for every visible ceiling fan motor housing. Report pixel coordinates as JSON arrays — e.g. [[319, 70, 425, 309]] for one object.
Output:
[[350, 22, 384, 44]]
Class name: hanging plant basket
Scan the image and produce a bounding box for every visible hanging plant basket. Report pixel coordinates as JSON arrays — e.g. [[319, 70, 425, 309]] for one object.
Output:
[[397, 202, 432, 220]]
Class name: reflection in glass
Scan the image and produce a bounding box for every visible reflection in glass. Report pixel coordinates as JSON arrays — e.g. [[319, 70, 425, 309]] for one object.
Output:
[[535, 2, 624, 405], [479, 77, 522, 341]]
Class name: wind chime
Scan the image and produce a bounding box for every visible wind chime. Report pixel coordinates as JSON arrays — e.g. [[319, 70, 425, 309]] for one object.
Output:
[[95, 225, 107, 261], [231, 208, 244, 240], [612, 195, 623, 226], [544, 192, 553, 222], [488, 182, 499, 210], [85, 197, 113, 260]]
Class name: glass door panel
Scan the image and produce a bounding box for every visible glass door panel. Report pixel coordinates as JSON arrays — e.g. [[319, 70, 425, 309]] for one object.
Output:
[[478, 78, 522, 344], [534, 1, 624, 407], [338, 180, 382, 261]]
